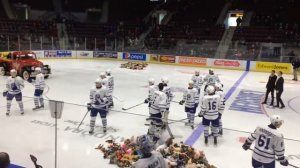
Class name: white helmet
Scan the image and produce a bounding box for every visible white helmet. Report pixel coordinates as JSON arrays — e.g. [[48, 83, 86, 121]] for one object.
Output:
[[161, 77, 169, 84], [206, 85, 215, 94], [100, 72, 106, 78], [270, 115, 283, 126], [35, 67, 42, 72], [148, 78, 155, 84], [215, 83, 223, 90], [105, 69, 111, 75], [188, 80, 194, 85], [95, 78, 102, 84], [195, 70, 200, 74], [10, 69, 17, 73]]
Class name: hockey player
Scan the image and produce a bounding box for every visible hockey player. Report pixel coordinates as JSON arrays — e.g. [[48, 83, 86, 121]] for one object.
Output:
[[199, 85, 223, 145], [88, 79, 109, 134], [105, 69, 114, 107], [132, 135, 167, 168], [215, 83, 225, 135], [3, 69, 25, 116], [191, 70, 204, 94], [203, 69, 221, 91], [242, 115, 289, 168], [144, 78, 157, 120], [148, 83, 168, 142], [179, 81, 199, 129], [99, 72, 113, 108], [32, 67, 45, 110], [161, 77, 174, 125]]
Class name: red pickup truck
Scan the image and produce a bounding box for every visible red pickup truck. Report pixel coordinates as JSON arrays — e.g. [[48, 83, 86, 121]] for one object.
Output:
[[0, 51, 51, 80]]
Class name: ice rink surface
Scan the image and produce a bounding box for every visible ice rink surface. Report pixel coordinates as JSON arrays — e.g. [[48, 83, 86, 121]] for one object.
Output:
[[0, 59, 300, 168]]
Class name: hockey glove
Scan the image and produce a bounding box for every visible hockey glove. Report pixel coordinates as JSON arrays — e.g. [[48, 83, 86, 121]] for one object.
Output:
[[179, 100, 185, 105], [144, 98, 149, 104], [279, 157, 289, 166], [242, 141, 251, 151], [87, 103, 92, 111], [3, 91, 8, 97]]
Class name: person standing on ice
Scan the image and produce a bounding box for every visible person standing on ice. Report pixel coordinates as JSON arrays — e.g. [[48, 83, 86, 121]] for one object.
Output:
[[32, 67, 45, 110], [179, 81, 199, 129], [144, 78, 157, 121], [161, 77, 174, 126], [262, 70, 277, 106], [199, 85, 223, 145], [191, 70, 204, 94], [99, 72, 113, 109], [242, 115, 289, 168], [3, 69, 25, 116], [88, 79, 109, 134], [105, 69, 114, 108]]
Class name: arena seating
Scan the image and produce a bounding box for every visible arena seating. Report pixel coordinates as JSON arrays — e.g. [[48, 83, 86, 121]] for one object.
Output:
[[0, 19, 58, 50], [232, 0, 300, 43], [10, 0, 54, 10], [146, 0, 226, 50]]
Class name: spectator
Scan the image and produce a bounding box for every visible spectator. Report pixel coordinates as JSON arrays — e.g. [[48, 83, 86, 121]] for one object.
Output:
[[262, 70, 277, 105], [0, 152, 10, 168], [236, 16, 242, 27], [292, 57, 300, 81], [275, 71, 285, 109]]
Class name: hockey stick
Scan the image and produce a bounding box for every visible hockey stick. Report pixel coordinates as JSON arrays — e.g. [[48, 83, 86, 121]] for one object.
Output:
[[171, 100, 180, 103], [122, 102, 144, 111], [165, 124, 174, 139], [249, 149, 299, 168], [77, 109, 90, 130]]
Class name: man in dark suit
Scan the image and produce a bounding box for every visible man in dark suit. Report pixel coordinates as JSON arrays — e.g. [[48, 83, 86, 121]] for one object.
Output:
[[262, 70, 277, 105], [275, 71, 285, 109]]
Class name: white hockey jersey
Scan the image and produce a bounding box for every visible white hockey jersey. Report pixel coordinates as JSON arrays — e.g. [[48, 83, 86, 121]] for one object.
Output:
[[201, 94, 223, 120], [192, 75, 204, 90], [89, 86, 109, 109], [106, 75, 114, 94], [148, 85, 157, 101], [215, 90, 225, 114], [247, 125, 286, 164], [204, 74, 220, 86], [150, 90, 168, 114], [162, 86, 174, 107], [101, 78, 109, 88], [34, 73, 45, 90], [6, 76, 24, 94], [183, 88, 199, 108], [132, 151, 167, 168]]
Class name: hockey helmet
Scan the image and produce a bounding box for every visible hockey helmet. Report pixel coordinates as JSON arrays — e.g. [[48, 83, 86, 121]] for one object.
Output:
[[136, 135, 154, 154], [270, 115, 283, 127], [206, 85, 215, 95], [161, 77, 169, 84]]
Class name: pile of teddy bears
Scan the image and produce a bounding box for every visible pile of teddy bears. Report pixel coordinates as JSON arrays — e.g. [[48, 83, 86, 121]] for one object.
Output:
[[95, 137, 216, 168], [120, 62, 148, 70]]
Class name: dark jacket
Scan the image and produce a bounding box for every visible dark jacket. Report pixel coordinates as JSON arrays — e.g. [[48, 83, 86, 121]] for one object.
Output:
[[292, 59, 300, 69], [275, 77, 284, 92], [266, 75, 277, 89]]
